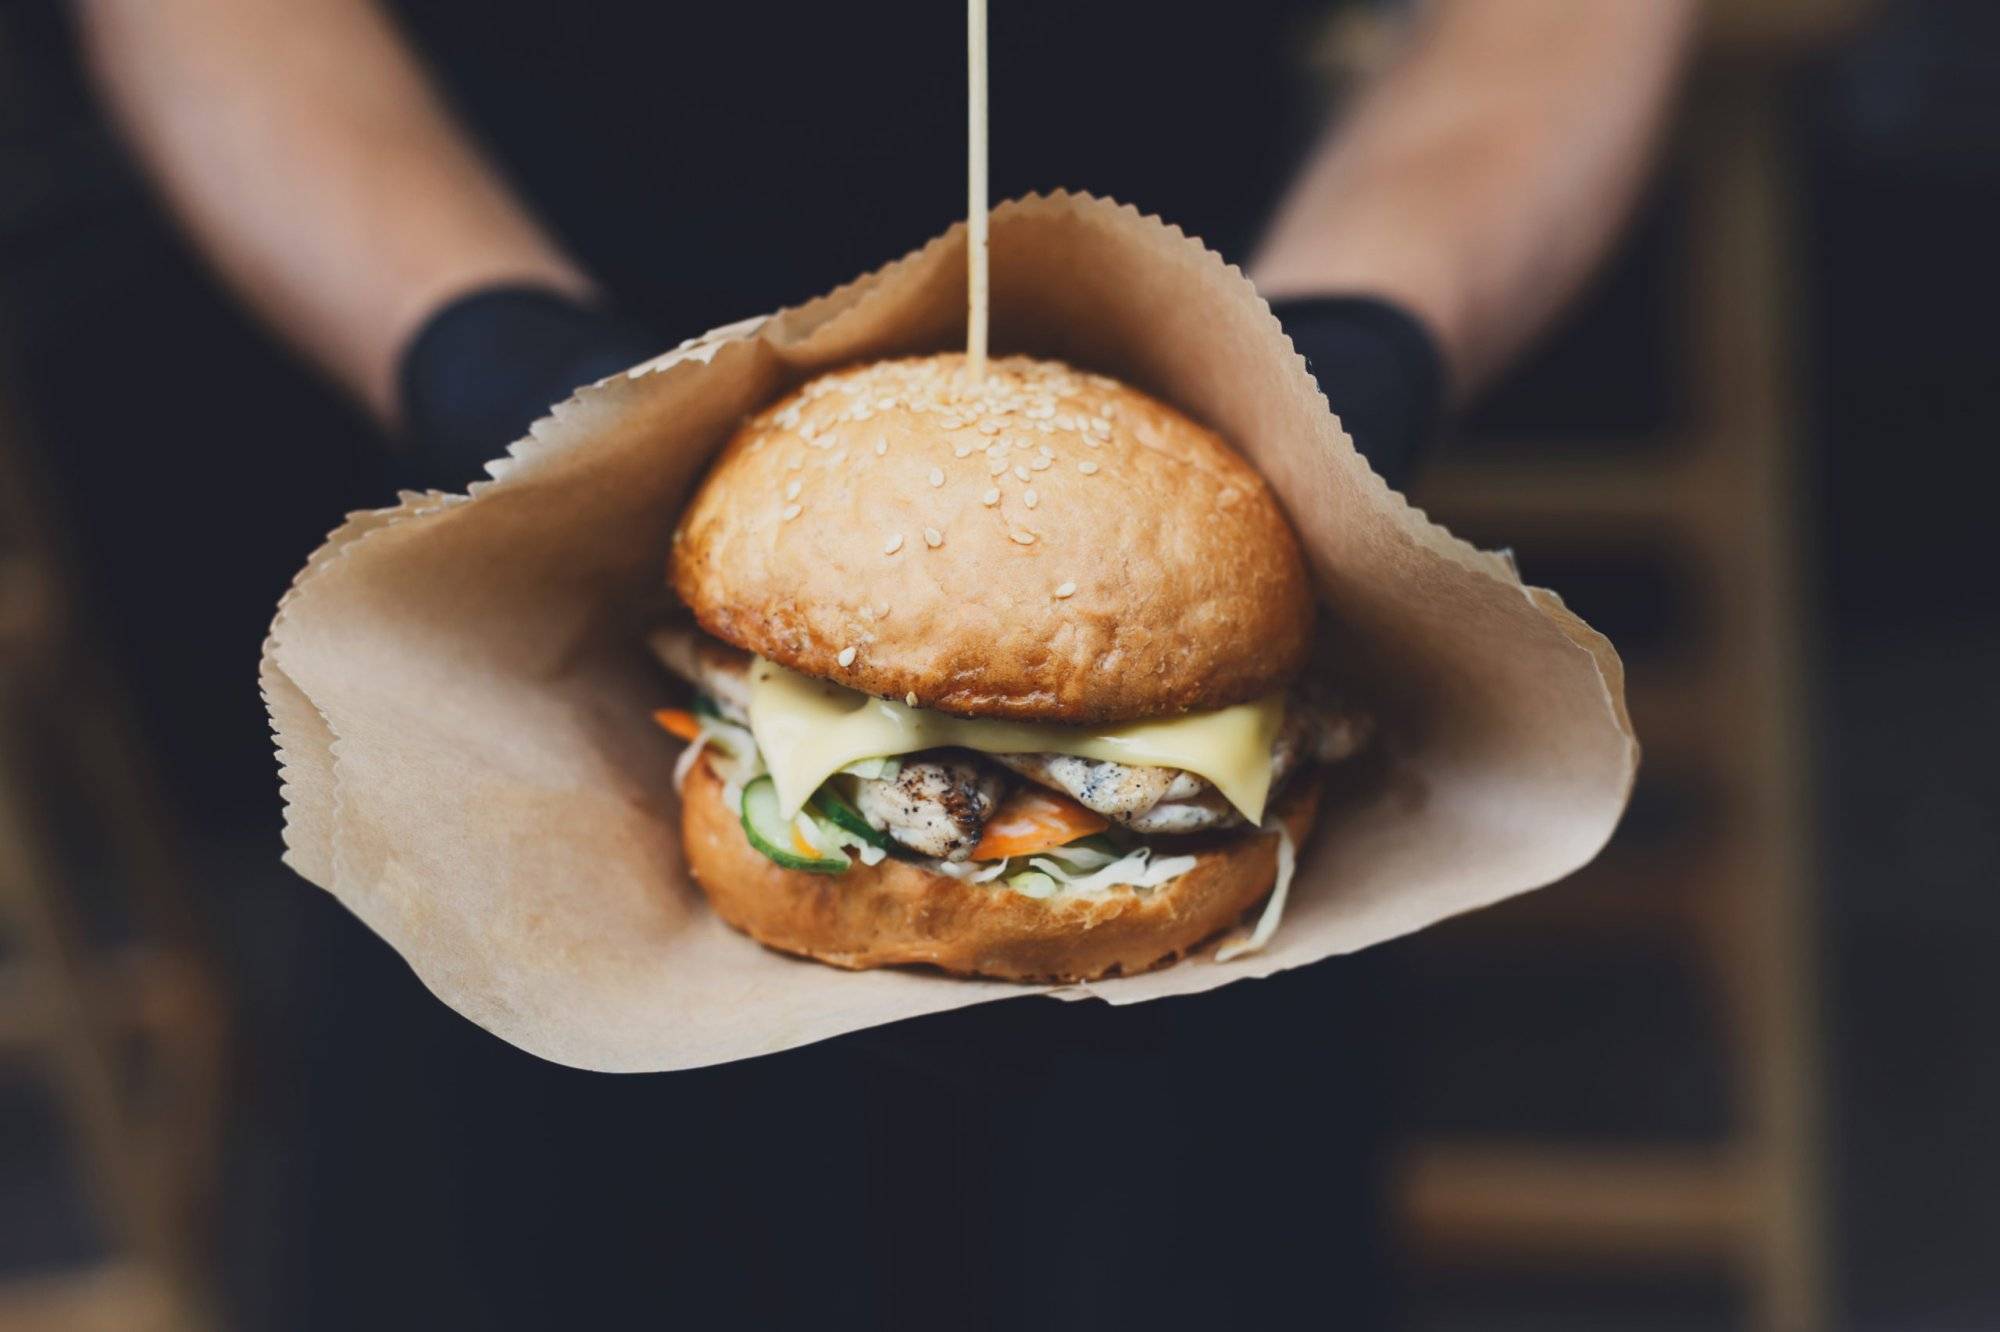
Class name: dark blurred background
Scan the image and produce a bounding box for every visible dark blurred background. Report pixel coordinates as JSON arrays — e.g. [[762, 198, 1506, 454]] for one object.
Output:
[[2, 0, 1996, 1328]]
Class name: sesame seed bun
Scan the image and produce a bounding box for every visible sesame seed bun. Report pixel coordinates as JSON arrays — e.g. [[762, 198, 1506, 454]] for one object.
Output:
[[679, 756, 1320, 983], [670, 354, 1313, 723]]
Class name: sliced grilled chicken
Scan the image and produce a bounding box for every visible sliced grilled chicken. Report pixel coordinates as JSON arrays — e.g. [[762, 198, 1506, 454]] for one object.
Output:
[[988, 752, 1178, 819], [649, 624, 1369, 842], [652, 628, 1007, 857], [1124, 789, 1241, 835], [851, 752, 1010, 861], [994, 748, 1245, 832], [996, 699, 1347, 832], [648, 626, 752, 722]]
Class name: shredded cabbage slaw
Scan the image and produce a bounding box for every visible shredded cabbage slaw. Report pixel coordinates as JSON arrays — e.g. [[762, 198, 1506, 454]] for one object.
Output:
[[1214, 818, 1297, 963]]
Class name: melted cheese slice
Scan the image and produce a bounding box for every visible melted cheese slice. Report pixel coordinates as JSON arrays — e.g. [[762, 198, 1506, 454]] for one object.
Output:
[[747, 658, 1285, 823]]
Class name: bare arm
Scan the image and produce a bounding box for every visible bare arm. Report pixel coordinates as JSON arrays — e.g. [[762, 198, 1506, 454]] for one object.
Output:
[[75, 0, 593, 425], [1253, 0, 1698, 397]]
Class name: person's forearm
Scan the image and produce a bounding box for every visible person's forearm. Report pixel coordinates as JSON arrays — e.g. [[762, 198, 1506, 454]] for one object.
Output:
[[1253, 0, 1697, 397], [77, 0, 594, 424]]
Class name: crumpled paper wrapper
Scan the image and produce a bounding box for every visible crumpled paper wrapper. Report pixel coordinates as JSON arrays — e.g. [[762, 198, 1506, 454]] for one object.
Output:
[[262, 193, 1636, 1072]]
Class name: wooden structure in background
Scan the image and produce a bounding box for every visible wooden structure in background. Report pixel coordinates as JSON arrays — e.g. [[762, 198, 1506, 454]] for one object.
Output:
[[0, 385, 225, 1330], [1387, 7, 1861, 1329]]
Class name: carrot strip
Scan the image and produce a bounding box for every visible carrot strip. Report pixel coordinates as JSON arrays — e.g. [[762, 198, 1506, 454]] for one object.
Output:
[[652, 708, 703, 743], [971, 787, 1109, 861]]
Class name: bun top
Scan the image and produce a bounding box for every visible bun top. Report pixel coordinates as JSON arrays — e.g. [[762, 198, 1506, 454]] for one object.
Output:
[[670, 354, 1312, 724]]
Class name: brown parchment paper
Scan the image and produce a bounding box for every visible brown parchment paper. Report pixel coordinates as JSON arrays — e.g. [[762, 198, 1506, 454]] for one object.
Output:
[[261, 194, 1637, 1071]]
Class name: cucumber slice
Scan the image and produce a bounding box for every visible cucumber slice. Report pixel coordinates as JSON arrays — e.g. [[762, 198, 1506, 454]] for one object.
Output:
[[1007, 870, 1059, 900], [811, 783, 892, 850], [740, 776, 849, 873], [840, 756, 901, 782]]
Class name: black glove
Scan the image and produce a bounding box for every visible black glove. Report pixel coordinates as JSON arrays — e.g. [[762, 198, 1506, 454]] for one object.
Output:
[[396, 284, 662, 490], [396, 288, 1439, 490], [1268, 294, 1446, 489]]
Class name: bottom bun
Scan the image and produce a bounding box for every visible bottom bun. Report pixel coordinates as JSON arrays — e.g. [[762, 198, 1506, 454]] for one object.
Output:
[[680, 760, 1320, 983]]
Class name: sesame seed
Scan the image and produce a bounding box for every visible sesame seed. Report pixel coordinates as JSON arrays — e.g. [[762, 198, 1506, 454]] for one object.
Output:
[[982, 488, 1000, 505], [1009, 530, 1036, 545], [1055, 581, 1077, 598], [1030, 456, 1051, 471], [837, 646, 857, 667], [923, 526, 942, 547], [988, 458, 1007, 476], [882, 533, 904, 555], [784, 479, 801, 500], [1023, 488, 1039, 508], [906, 691, 919, 707], [874, 436, 888, 456], [782, 503, 802, 521], [979, 419, 1004, 435], [788, 455, 804, 470], [1078, 460, 1100, 475], [927, 467, 944, 488], [1013, 464, 1031, 481], [954, 443, 974, 458]]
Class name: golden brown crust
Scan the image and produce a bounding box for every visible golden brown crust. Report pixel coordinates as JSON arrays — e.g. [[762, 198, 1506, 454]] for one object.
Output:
[[680, 759, 1320, 983], [670, 354, 1313, 723]]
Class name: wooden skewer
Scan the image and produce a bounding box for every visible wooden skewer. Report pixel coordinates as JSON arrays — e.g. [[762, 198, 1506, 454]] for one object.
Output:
[[966, 0, 989, 381]]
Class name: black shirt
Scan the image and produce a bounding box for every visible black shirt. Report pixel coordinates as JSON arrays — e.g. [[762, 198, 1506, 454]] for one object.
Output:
[[365, 10, 1397, 1330], [389, 0, 1335, 338]]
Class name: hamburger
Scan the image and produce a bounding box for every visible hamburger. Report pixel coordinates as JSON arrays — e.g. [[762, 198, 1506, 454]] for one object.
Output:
[[650, 353, 1367, 982]]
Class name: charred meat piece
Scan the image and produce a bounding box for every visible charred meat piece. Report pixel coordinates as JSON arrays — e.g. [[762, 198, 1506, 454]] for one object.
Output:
[[852, 752, 1010, 861]]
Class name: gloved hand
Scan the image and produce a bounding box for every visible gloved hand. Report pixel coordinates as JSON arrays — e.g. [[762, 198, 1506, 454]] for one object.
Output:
[[1268, 294, 1446, 490], [396, 284, 662, 490], [396, 287, 1441, 491]]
